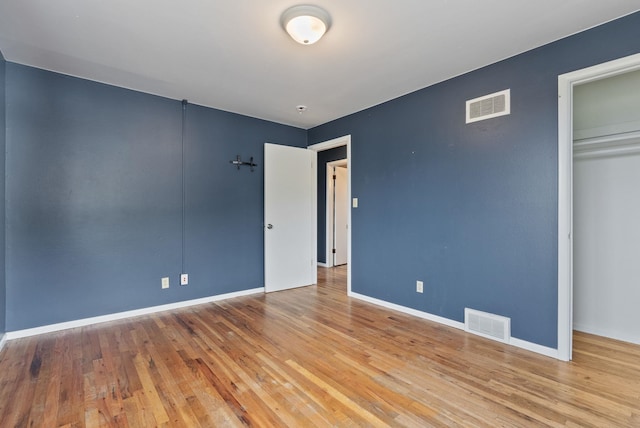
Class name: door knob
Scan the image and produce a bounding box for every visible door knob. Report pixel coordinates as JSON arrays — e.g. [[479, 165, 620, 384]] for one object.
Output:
[[267, 224, 273, 229]]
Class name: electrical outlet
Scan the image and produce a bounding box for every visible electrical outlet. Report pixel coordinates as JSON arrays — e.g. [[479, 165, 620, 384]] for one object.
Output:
[[180, 273, 189, 286], [161, 277, 170, 289], [416, 280, 424, 293]]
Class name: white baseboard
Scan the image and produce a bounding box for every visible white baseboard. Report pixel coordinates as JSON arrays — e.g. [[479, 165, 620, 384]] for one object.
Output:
[[4, 286, 561, 360], [509, 338, 558, 359], [349, 292, 560, 360], [574, 323, 640, 346], [6, 287, 265, 340], [349, 292, 465, 330], [317, 262, 329, 268]]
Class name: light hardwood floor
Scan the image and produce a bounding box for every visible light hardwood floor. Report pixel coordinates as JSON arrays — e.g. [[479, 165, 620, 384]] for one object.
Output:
[[1, 266, 639, 427]]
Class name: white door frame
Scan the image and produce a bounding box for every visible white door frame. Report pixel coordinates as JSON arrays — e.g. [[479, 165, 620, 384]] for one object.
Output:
[[557, 53, 640, 361], [309, 135, 352, 294], [326, 160, 348, 268]]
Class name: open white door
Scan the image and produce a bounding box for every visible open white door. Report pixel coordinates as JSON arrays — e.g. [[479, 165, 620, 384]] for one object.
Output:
[[334, 166, 348, 266], [264, 143, 317, 292]]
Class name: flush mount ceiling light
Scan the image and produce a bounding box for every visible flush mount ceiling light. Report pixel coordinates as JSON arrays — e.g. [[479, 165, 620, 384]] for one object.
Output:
[[281, 5, 331, 45]]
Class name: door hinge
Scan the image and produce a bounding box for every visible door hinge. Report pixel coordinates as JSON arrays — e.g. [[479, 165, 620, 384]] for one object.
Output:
[[332, 248, 336, 254], [333, 175, 336, 180]]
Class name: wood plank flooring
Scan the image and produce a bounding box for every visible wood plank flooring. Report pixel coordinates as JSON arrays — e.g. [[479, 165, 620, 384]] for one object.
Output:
[[1, 265, 639, 427]]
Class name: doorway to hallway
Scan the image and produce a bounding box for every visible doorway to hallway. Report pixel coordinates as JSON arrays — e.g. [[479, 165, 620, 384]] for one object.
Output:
[[328, 162, 348, 267], [308, 135, 352, 294]]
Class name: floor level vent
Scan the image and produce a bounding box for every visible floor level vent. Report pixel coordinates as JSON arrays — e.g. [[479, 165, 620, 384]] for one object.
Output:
[[466, 89, 510, 123], [464, 308, 511, 344]]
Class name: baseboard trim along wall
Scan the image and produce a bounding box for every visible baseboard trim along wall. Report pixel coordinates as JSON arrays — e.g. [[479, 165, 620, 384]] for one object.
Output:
[[574, 323, 640, 346], [5, 288, 265, 340], [349, 292, 465, 330], [349, 292, 559, 360], [6, 286, 559, 360], [317, 262, 329, 268]]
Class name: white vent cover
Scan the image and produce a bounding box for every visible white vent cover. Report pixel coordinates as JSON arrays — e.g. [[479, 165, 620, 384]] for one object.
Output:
[[466, 89, 511, 123], [464, 308, 511, 344]]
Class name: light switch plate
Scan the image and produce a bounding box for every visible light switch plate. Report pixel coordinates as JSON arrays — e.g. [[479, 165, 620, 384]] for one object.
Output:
[[352, 198, 358, 208], [161, 277, 170, 289]]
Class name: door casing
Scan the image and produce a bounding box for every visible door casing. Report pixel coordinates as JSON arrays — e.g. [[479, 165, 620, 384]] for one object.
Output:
[[557, 52, 640, 361], [309, 135, 352, 294], [333, 165, 349, 266], [325, 160, 347, 267]]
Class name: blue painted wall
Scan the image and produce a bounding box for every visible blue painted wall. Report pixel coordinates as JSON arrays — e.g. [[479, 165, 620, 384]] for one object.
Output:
[[317, 146, 347, 263], [0, 50, 6, 335], [184, 104, 306, 295], [4, 64, 305, 330], [308, 12, 640, 349]]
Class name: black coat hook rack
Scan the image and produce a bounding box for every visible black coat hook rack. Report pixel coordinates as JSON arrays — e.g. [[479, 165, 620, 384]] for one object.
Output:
[[230, 155, 258, 172]]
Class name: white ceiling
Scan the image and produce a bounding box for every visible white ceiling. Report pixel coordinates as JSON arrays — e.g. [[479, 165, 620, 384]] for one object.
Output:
[[1, 1, 639, 129]]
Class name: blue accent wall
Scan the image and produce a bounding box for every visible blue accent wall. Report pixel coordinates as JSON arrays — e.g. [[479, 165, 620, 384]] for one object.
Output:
[[184, 104, 306, 296], [0, 50, 6, 335], [308, 12, 640, 349], [4, 64, 305, 330], [317, 146, 347, 263]]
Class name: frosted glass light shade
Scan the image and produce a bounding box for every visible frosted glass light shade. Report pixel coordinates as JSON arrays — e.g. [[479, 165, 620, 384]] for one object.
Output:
[[281, 5, 331, 45]]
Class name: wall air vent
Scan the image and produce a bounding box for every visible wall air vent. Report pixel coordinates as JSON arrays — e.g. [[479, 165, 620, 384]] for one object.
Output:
[[464, 308, 511, 344], [466, 89, 511, 123]]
